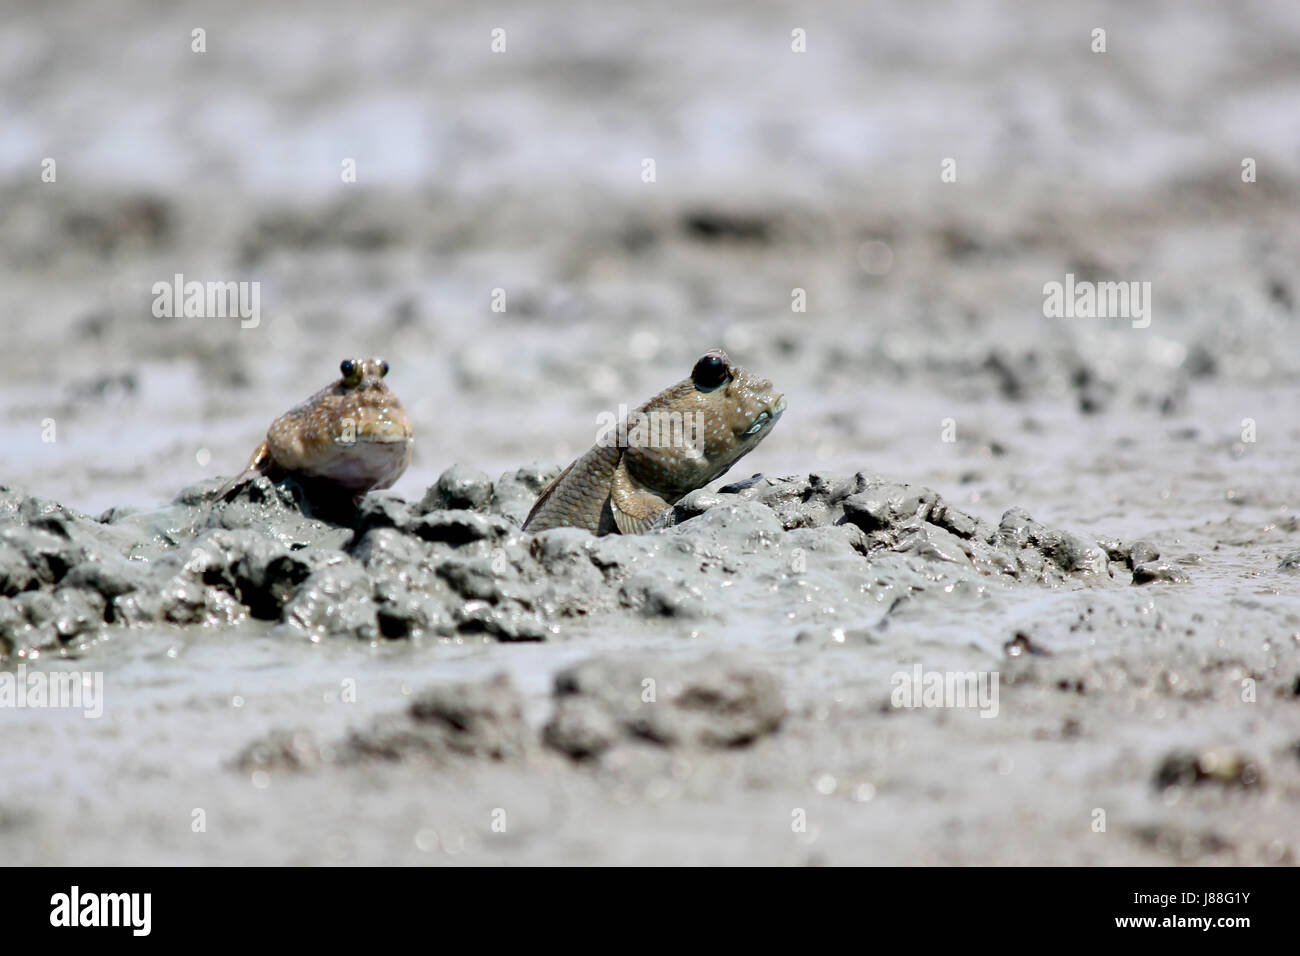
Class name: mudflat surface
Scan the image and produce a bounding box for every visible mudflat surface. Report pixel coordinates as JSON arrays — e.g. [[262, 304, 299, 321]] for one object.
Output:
[[1, 0, 1298, 865]]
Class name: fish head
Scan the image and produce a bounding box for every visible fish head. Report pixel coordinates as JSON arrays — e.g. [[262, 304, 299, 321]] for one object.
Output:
[[328, 357, 414, 446], [623, 348, 785, 497], [265, 357, 414, 493]]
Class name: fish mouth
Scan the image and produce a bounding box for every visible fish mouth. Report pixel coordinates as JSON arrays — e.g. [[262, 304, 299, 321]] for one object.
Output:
[[356, 434, 413, 444], [344, 415, 414, 445], [336, 430, 413, 446], [742, 395, 786, 437], [761, 394, 788, 429]]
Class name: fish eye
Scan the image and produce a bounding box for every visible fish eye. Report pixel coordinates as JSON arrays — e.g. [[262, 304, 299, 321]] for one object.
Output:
[[692, 350, 730, 389], [380, 360, 390, 378], [340, 359, 357, 379]]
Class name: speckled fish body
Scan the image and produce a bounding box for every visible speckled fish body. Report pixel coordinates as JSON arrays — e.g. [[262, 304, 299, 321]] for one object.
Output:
[[228, 358, 413, 498], [526, 443, 624, 534], [524, 349, 785, 534]]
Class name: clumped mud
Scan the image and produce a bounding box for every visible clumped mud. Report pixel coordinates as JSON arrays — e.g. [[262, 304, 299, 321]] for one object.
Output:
[[0, 465, 1136, 657], [239, 673, 534, 771], [238, 653, 788, 772]]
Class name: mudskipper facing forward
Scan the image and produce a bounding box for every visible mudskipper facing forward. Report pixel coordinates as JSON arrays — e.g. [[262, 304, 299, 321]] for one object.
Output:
[[219, 358, 413, 502], [524, 349, 786, 534]]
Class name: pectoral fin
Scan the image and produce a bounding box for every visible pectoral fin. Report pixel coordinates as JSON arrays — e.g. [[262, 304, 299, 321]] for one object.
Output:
[[213, 441, 273, 500], [523, 460, 574, 530], [244, 440, 272, 475], [609, 459, 672, 534]]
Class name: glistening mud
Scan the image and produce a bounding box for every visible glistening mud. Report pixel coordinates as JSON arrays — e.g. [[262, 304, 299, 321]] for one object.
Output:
[[2, 456, 1297, 864]]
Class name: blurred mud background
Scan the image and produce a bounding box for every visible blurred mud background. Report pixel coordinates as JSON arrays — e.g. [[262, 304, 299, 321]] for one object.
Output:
[[1, 0, 1299, 864]]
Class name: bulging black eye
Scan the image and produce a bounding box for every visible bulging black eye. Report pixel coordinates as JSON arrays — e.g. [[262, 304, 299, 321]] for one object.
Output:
[[340, 359, 356, 378], [692, 350, 730, 389], [379, 360, 390, 377]]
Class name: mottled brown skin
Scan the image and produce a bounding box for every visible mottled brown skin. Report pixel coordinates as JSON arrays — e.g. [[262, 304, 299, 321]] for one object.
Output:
[[524, 349, 785, 534], [219, 358, 413, 500]]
